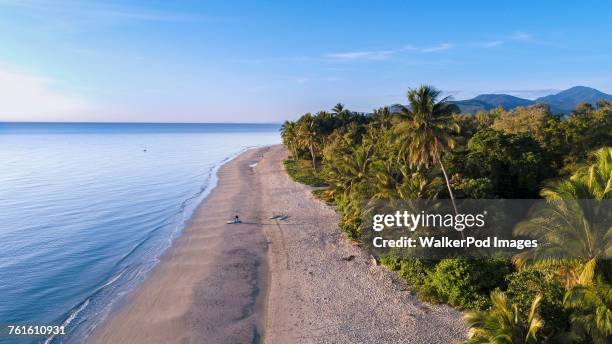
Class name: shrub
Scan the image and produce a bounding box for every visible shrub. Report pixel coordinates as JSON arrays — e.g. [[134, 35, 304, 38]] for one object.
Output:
[[336, 201, 361, 240], [505, 268, 569, 338], [458, 177, 493, 199], [379, 255, 401, 271], [399, 259, 433, 287], [427, 258, 513, 310], [380, 256, 438, 298], [311, 189, 332, 202], [463, 291, 546, 344], [283, 159, 327, 186]]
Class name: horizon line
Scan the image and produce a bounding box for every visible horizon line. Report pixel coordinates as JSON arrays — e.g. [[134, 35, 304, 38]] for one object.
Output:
[[0, 121, 283, 125]]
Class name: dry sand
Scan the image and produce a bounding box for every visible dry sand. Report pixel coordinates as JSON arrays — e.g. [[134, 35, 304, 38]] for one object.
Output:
[[90, 145, 466, 344]]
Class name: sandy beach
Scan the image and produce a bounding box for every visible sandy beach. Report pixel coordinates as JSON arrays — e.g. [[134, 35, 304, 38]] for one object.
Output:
[[91, 145, 466, 344]]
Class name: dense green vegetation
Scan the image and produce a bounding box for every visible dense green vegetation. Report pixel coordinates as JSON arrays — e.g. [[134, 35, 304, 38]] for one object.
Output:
[[283, 159, 327, 187], [281, 85, 612, 343]]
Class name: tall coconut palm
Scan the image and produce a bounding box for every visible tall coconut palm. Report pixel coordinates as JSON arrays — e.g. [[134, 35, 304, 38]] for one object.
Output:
[[464, 291, 544, 344], [393, 85, 460, 212], [332, 103, 351, 124], [280, 120, 299, 159], [332, 103, 348, 116], [296, 114, 320, 169]]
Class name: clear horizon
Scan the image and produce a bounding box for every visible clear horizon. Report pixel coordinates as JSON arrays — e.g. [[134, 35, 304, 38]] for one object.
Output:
[[1, 0, 611, 123], [0, 120, 284, 124]]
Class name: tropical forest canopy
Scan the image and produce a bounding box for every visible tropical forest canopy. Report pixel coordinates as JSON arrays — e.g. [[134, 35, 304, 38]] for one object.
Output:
[[281, 86, 612, 343]]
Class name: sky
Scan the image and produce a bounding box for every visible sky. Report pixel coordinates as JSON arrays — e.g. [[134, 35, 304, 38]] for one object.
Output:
[[0, 0, 611, 123]]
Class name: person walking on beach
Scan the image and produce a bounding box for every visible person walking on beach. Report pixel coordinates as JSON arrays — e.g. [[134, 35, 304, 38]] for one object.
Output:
[[227, 215, 241, 224]]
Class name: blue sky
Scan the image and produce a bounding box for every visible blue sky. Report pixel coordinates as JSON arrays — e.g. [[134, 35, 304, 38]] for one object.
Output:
[[0, 0, 611, 123]]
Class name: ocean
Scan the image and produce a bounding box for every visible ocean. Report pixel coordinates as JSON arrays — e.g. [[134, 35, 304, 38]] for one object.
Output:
[[0, 122, 281, 343]]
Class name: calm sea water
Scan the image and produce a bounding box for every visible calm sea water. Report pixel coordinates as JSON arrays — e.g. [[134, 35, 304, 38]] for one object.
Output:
[[0, 123, 280, 343]]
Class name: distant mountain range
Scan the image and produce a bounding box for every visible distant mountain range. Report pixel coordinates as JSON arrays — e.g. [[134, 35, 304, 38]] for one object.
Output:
[[451, 86, 612, 114]]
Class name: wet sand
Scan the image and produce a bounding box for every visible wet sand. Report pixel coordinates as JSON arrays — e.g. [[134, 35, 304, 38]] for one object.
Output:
[[91, 145, 466, 344]]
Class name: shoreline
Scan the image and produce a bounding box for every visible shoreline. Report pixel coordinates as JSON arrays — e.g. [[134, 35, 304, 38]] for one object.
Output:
[[90, 144, 466, 343], [90, 146, 272, 343], [57, 146, 266, 343]]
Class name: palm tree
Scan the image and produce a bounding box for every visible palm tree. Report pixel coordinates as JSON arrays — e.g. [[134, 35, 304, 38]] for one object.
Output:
[[513, 198, 610, 286], [280, 120, 299, 159], [563, 282, 612, 343], [464, 291, 544, 344], [542, 147, 611, 201], [372, 106, 393, 129], [332, 103, 351, 124], [396, 169, 442, 200], [513, 147, 612, 286], [332, 103, 348, 116], [372, 158, 402, 200], [393, 85, 460, 212], [326, 145, 373, 197], [296, 114, 320, 169]]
